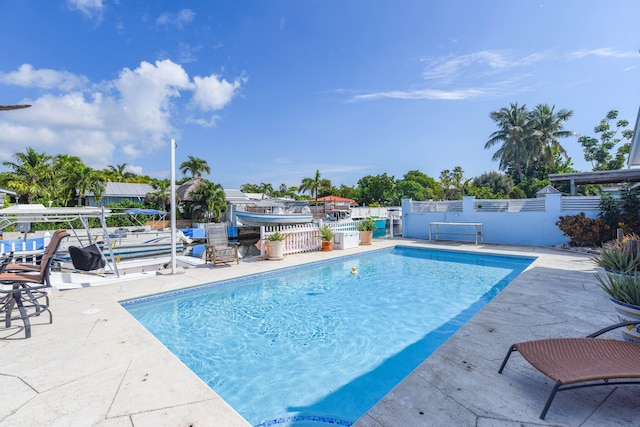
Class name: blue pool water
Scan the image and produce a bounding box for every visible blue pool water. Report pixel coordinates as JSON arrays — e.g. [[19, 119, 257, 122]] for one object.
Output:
[[122, 246, 533, 426]]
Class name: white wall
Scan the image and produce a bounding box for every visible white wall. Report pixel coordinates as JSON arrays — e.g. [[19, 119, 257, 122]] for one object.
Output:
[[401, 194, 600, 246]]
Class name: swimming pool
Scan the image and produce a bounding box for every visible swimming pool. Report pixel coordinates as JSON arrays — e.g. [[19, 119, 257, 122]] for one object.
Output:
[[122, 246, 533, 426]]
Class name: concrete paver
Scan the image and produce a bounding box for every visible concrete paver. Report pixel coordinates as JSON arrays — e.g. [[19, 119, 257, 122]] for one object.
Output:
[[2, 239, 638, 426]]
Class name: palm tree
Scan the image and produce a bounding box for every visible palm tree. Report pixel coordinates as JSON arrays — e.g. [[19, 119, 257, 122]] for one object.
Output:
[[485, 103, 532, 183], [73, 164, 105, 206], [180, 156, 211, 178], [2, 147, 53, 203], [300, 170, 331, 204], [104, 163, 128, 182], [529, 104, 575, 173], [52, 154, 86, 206], [258, 182, 274, 198], [146, 179, 172, 212], [189, 180, 226, 222]]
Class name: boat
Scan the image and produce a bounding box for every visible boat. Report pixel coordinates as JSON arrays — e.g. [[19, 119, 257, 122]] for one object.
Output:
[[323, 209, 351, 222], [0, 204, 189, 278], [233, 200, 313, 226], [234, 211, 313, 226]]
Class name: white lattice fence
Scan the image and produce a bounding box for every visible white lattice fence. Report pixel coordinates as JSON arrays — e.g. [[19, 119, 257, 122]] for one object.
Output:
[[264, 223, 321, 255]]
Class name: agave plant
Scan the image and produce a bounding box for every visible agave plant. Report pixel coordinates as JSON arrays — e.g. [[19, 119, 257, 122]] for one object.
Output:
[[357, 218, 378, 232], [264, 231, 288, 241], [318, 224, 335, 242], [595, 272, 640, 306], [593, 238, 640, 274]]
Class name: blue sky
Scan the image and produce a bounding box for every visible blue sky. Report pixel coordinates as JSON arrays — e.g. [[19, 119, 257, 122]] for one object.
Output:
[[1, 1, 639, 190]]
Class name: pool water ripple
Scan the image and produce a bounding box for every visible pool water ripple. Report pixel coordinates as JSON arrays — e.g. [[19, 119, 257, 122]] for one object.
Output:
[[123, 246, 533, 426]]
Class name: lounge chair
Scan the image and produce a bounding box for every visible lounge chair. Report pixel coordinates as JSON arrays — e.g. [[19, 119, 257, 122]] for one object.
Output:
[[499, 320, 640, 419], [204, 224, 239, 266], [0, 229, 69, 338]]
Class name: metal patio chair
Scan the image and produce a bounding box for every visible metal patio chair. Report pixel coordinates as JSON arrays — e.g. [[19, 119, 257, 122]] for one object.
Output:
[[0, 229, 69, 338]]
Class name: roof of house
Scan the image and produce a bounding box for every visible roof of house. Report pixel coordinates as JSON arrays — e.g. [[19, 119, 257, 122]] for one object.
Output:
[[87, 182, 154, 197], [536, 185, 561, 195]]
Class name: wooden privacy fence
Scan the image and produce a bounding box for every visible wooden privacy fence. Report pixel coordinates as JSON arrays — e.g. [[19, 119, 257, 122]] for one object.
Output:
[[263, 220, 363, 256]]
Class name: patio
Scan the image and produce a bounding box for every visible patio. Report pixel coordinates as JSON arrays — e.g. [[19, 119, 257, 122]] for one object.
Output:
[[2, 239, 638, 426]]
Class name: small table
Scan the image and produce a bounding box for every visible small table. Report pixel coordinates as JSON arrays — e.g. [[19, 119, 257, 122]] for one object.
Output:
[[429, 222, 484, 245]]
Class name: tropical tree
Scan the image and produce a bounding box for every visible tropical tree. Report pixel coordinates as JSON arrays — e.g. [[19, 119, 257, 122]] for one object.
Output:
[[240, 183, 261, 193], [146, 179, 172, 212], [52, 154, 89, 206], [73, 164, 105, 206], [180, 156, 211, 178], [2, 147, 53, 203], [357, 173, 396, 205], [395, 180, 427, 202], [102, 163, 130, 182], [471, 171, 514, 198], [189, 180, 227, 221], [399, 170, 440, 200], [485, 103, 532, 184], [258, 182, 274, 197], [578, 110, 634, 171], [300, 170, 331, 204], [439, 167, 469, 200], [529, 104, 575, 175], [273, 183, 298, 199], [334, 184, 359, 201]]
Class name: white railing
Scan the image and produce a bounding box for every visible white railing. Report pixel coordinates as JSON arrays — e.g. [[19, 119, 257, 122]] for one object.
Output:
[[262, 220, 364, 255], [350, 207, 394, 219], [474, 198, 546, 212], [0, 235, 51, 256], [411, 196, 602, 213], [561, 196, 601, 211], [263, 223, 321, 255], [410, 200, 463, 212]]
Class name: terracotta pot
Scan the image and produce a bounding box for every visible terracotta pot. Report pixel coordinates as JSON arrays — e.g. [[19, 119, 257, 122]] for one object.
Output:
[[321, 240, 333, 251], [359, 230, 373, 245]]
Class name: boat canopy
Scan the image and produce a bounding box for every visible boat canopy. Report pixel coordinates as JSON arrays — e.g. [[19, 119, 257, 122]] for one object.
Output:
[[0, 204, 111, 230], [124, 208, 167, 216]]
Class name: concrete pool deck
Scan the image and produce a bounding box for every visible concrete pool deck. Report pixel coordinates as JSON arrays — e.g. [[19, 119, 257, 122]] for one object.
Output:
[[2, 239, 639, 426]]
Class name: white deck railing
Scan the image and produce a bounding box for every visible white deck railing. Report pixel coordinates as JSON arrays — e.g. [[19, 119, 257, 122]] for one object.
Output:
[[0, 235, 51, 257], [262, 220, 364, 256]]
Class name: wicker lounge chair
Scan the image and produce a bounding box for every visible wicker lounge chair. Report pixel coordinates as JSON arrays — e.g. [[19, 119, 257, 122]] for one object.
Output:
[[499, 320, 640, 419], [205, 224, 239, 266]]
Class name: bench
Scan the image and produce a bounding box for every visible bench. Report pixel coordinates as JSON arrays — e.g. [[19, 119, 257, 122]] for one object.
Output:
[[429, 222, 484, 245]]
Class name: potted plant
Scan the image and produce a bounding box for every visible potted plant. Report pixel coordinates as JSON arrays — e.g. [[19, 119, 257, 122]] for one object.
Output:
[[264, 231, 287, 260], [594, 238, 640, 342], [319, 224, 334, 251], [357, 218, 377, 245]]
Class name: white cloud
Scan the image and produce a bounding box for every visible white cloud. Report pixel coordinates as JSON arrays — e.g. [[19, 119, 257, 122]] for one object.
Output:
[[349, 88, 489, 102], [349, 47, 632, 104], [67, 0, 104, 20], [114, 59, 192, 147], [177, 42, 202, 63], [0, 60, 244, 172], [569, 48, 638, 59], [192, 74, 245, 111], [0, 64, 89, 91], [420, 50, 550, 83], [156, 9, 195, 29]]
